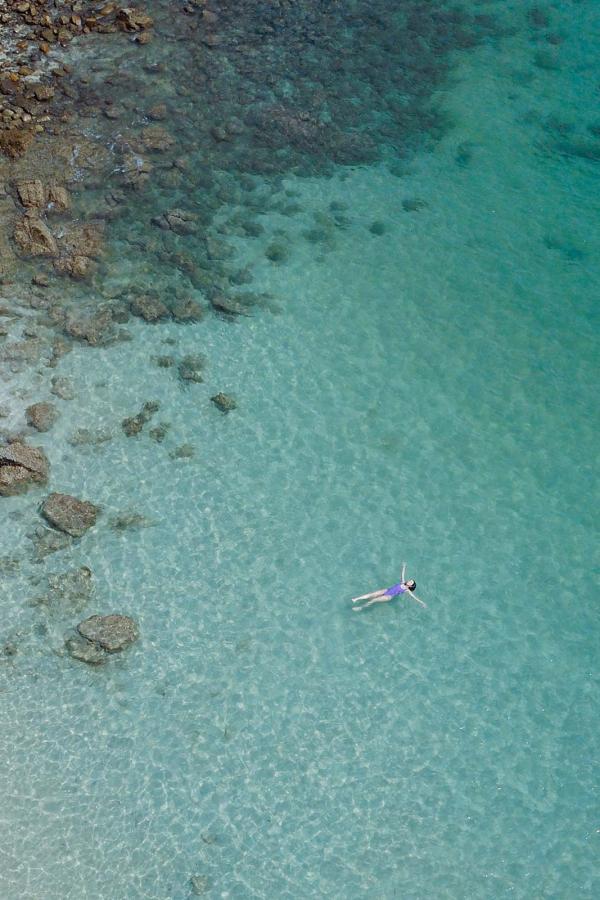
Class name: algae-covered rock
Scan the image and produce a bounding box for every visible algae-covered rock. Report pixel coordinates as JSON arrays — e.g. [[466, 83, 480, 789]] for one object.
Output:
[[178, 355, 206, 384], [211, 392, 237, 413]]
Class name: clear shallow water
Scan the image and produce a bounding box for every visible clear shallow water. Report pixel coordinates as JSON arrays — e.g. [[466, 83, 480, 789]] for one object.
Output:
[[1, 2, 599, 898]]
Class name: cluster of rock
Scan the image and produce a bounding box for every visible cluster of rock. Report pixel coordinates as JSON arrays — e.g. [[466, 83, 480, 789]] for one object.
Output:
[[122, 399, 160, 437], [0, 1, 153, 155], [12, 180, 104, 279]]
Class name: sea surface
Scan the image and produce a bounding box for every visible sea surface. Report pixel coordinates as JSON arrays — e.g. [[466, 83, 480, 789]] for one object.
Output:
[[1, 1, 599, 898]]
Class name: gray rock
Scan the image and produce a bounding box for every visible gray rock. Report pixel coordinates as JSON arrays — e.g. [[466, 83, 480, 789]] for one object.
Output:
[[40, 492, 99, 537], [64, 632, 106, 665], [169, 443, 195, 460], [0, 441, 49, 496], [31, 566, 93, 615], [77, 614, 139, 652], [109, 510, 155, 531], [68, 427, 113, 447], [50, 376, 75, 400], [25, 401, 59, 432], [190, 875, 211, 895], [28, 526, 72, 559]]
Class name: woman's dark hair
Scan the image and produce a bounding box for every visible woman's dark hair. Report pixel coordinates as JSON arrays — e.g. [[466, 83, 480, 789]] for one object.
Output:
[[407, 580, 416, 591]]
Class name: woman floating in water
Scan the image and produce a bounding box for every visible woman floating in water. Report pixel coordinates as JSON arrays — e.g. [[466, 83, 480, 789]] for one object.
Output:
[[351, 563, 426, 611]]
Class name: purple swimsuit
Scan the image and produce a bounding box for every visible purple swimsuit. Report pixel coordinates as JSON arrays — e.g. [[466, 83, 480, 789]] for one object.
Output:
[[383, 582, 407, 598]]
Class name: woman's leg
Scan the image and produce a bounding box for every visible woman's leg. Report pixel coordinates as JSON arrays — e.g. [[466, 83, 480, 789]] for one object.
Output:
[[351, 589, 386, 603], [352, 596, 391, 612]]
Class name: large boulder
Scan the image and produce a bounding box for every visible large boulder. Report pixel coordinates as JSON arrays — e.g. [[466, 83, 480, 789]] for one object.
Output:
[[0, 441, 49, 496], [40, 492, 99, 537], [77, 614, 139, 652]]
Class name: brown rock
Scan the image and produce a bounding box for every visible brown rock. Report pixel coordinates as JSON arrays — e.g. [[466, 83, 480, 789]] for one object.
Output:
[[41, 492, 99, 537], [47, 184, 69, 212], [33, 84, 55, 102], [25, 401, 59, 432], [129, 293, 169, 322], [147, 103, 167, 121], [59, 223, 103, 259], [0, 441, 49, 496], [141, 125, 174, 152], [116, 8, 154, 31], [77, 614, 139, 652], [16, 179, 45, 208], [14, 213, 57, 257], [0, 128, 35, 159], [54, 255, 93, 279]]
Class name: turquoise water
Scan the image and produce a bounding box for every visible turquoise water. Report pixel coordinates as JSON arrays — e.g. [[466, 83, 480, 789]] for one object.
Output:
[[1, 1, 599, 898]]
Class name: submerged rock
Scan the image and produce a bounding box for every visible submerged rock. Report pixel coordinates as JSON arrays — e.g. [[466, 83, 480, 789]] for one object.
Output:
[[28, 526, 72, 559], [0, 441, 49, 496], [40, 492, 100, 537], [170, 297, 204, 323], [109, 510, 155, 531], [31, 566, 93, 615], [64, 632, 106, 665], [190, 874, 212, 895], [178, 355, 206, 384], [25, 401, 59, 432], [169, 443, 195, 460], [122, 400, 160, 436], [50, 376, 75, 400], [68, 428, 113, 447], [77, 614, 139, 653], [129, 293, 169, 322], [149, 423, 170, 443], [211, 392, 237, 413], [152, 208, 198, 235]]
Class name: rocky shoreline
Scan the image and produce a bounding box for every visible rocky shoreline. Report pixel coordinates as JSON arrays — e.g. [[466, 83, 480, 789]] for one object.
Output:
[[1, 0, 505, 666]]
